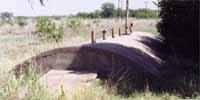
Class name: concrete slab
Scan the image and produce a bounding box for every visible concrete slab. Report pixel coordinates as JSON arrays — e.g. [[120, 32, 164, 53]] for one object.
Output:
[[40, 70, 97, 93]]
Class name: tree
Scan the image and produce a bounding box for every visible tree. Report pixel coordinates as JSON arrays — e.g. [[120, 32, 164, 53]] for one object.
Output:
[[77, 12, 90, 18], [130, 9, 157, 19], [101, 2, 116, 18], [157, 0, 199, 62], [0, 12, 13, 20], [76, 10, 101, 19]]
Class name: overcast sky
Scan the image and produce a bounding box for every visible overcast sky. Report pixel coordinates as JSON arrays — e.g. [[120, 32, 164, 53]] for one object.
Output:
[[0, 0, 157, 16]]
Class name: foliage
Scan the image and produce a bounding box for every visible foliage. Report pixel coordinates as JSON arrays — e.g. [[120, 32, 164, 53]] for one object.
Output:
[[36, 17, 64, 42], [157, 0, 200, 97], [0, 20, 14, 26], [15, 17, 27, 27], [157, 0, 199, 62], [66, 18, 82, 34], [77, 10, 101, 19], [66, 18, 81, 29], [0, 70, 183, 100], [101, 2, 116, 18], [0, 12, 14, 20], [130, 9, 158, 19], [75, 2, 158, 19], [117, 8, 125, 18], [0, 68, 55, 100], [76, 12, 90, 18], [0, 12, 14, 26], [72, 80, 182, 100]]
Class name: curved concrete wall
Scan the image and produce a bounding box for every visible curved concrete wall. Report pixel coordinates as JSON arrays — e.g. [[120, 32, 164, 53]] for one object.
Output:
[[14, 32, 163, 80], [14, 43, 161, 79]]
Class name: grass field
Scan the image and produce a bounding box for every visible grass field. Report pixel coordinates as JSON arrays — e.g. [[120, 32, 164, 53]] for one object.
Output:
[[0, 18, 198, 100]]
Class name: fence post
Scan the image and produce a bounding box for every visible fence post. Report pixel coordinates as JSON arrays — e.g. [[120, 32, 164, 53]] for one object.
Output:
[[119, 28, 121, 36], [91, 31, 96, 43], [130, 23, 133, 33], [102, 30, 107, 40], [112, 28, 115, 38]]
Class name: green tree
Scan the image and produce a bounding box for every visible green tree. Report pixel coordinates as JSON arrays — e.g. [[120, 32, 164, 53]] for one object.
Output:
[[101, 2, 116, 18], [131, 9, 157, 19], [77, 12, 89, 18]]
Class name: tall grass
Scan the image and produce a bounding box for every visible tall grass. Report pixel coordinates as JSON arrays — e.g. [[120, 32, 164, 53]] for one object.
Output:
[[0, 67, 56, 100], [0, 69, 183, 100]]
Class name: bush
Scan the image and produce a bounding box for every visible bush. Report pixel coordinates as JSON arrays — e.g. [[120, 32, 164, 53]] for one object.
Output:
[[130, 9, 158, 19], [156, 0, 199, 96], [66, 18, 82, 34], [0, 19, 14, 26], [0, 20, 7, 26], [77, 10, 101, 19], [157, 0, 199, 62], [15, 17, 27, 27], [36, 17, 64, 42]]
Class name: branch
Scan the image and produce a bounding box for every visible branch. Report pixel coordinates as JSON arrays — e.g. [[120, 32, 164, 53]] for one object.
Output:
[[152, 1, 158, 7], [40, 0, 45, 5]]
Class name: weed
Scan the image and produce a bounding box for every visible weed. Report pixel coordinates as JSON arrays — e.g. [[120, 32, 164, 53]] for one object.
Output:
[[0, 67, 55, 100], [36, 17, 64, 42], [66, 18, 82, 34]]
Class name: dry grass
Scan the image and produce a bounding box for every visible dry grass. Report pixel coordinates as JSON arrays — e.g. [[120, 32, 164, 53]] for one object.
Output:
[[0, 70, 183, 100]]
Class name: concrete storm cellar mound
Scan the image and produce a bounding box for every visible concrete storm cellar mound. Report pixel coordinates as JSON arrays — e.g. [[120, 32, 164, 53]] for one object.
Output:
[[12, 32, 169, 95]]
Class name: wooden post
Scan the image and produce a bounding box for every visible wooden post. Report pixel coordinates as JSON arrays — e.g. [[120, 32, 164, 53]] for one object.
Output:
[[111, 28, 115, 38], [119, 28, 121, 36], [102, 30, 107, 40], [130, 23, 133, 33], [91, 31, 96, 43]]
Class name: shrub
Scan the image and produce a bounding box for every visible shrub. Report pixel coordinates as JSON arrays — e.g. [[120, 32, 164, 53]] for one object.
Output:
[[66, 18, 82, 34], [0, 19, 14, 26], [157, 0, 199, 62], [36, 17, 64, 42], [157, 0, 199, 96], [0, 20, 6, 26], [130, 9, 158, 19], [15, 17, 27, 27], [77, 10, 101, 19]]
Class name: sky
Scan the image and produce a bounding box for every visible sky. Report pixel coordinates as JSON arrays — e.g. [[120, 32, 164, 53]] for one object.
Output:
[[0, 0, 157, 16]]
